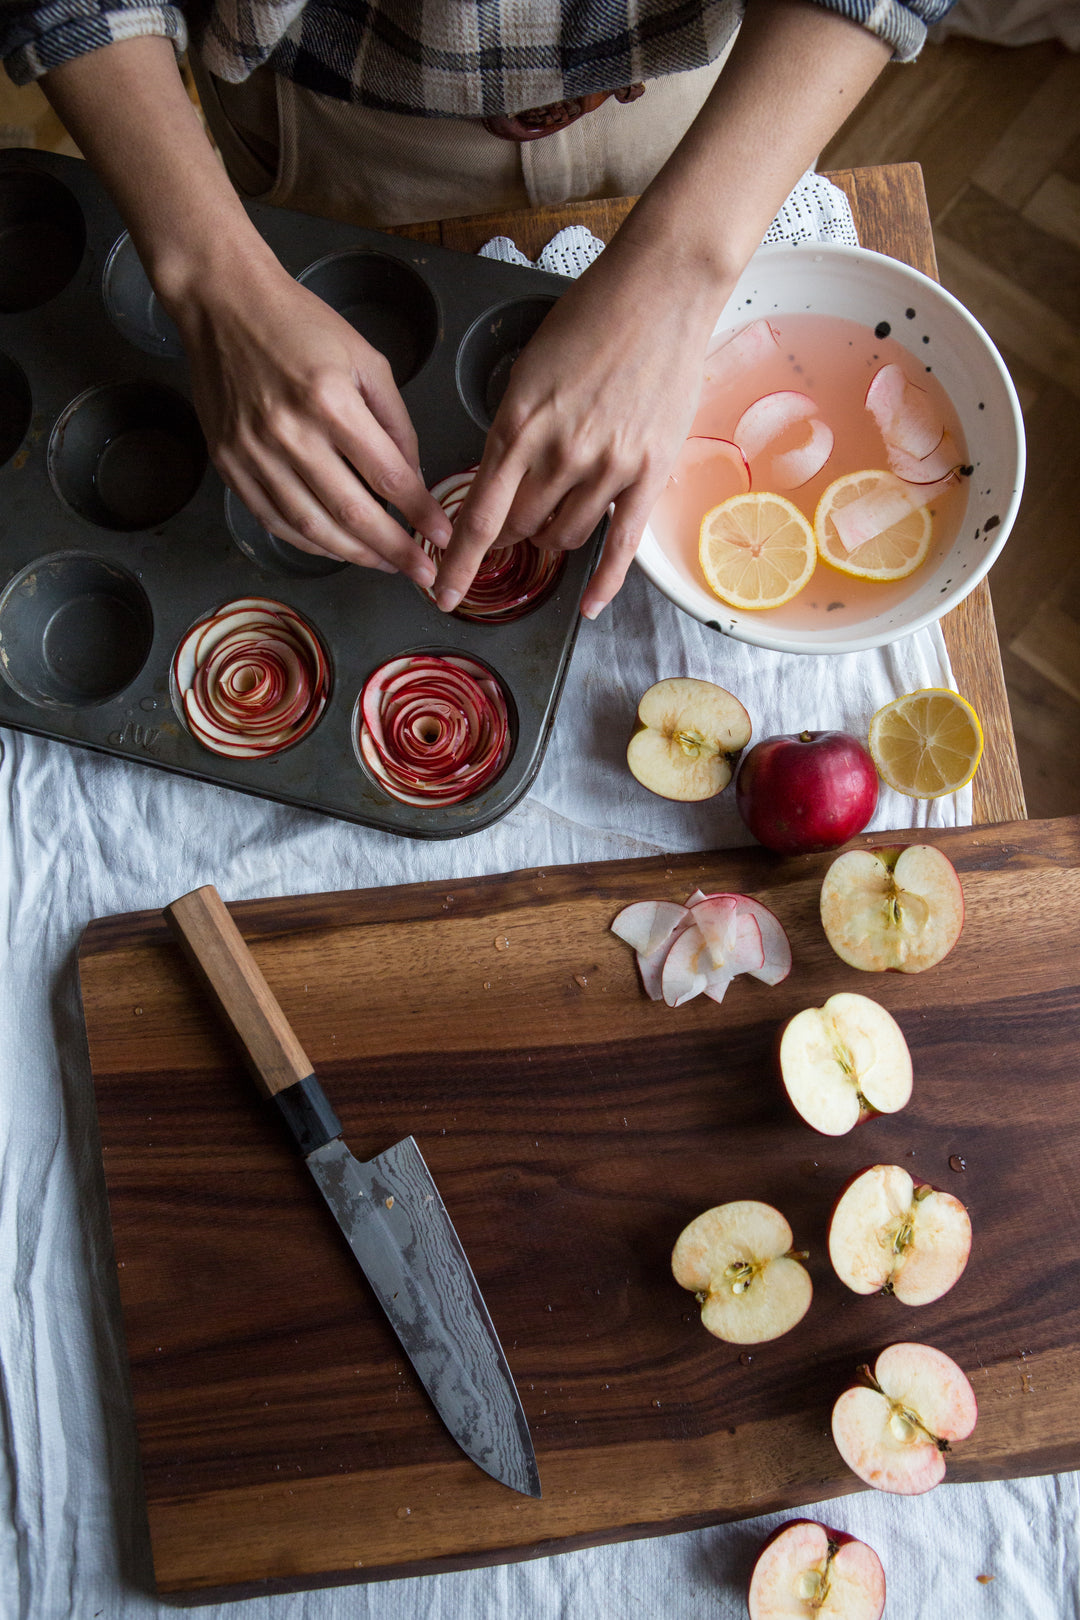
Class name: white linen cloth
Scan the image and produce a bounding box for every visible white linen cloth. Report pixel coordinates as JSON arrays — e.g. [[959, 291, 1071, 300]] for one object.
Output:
[[2, 173, 1076, 1620]]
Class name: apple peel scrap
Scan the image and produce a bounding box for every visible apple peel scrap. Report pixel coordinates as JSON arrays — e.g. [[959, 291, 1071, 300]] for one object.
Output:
[[831, 1342, 977, 1495], [672, 1200, 812, 1344], [829, 1165, 972, 1305], [611, 891, 791, 1007], [748, 1520, 886, 1620], [779, 992, 912, 1136]]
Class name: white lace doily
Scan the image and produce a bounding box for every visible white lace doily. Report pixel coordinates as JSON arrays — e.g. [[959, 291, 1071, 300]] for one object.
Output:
[[478, 168, 859, 273]]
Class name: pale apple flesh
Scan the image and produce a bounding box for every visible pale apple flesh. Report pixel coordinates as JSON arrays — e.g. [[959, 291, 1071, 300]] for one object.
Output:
[[748, 1520, 886, 1620], [820, 844, 964, 973], [672, 1200, 812, 1344], [831, 1341, 978, 1495], [829, 1165, 972, 1304], [627, 677, 752, 801], [779, 992, 912, 1135]]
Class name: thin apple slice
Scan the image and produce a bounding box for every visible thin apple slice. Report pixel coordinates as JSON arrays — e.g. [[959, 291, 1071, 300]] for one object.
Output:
[[690, 895, 765, 974], [778, 993, 912, 1136], [748, 1520, 886, 1620], [672, 1200, 812, 1344], [831, 1342, 977, 1495], [820, 844, 964, 974], [627, 677, 752, 802], [611, 900, 693, 1001], [610, 901, 690, 958], [865, 363, 944, 460], [887, 431, 962, 487], [733, 391, 834, 492], [733, 895, 792, 985], [829, 1165, 971, 1304]]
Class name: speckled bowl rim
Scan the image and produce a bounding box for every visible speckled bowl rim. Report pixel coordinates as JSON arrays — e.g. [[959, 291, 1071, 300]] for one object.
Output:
[[634, 241, 1026, 656]]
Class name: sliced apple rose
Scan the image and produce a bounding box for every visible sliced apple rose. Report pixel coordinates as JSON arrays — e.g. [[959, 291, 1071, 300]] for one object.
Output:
[[778, 993, 912, 1136], [748, 1520, 886, 1620], [820, 844, 964, 973], [172, 597, 330, 759], [417, 467, 565, 622], [829, 1165, 972, 1305], [672, 1200, 812, 1344], [357, 652, 510, 805], [831, 1342, 978, 1495], [627, 677, 751, 801]]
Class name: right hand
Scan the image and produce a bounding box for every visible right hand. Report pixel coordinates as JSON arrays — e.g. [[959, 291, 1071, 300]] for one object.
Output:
[[167, 259, 452, 583]]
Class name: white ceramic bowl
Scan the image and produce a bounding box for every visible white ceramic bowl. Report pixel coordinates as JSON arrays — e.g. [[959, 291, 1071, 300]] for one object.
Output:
[[634, 242, 1025, 655]]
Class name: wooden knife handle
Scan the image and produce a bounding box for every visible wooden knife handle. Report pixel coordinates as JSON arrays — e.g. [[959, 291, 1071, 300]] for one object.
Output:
[[163, 884, 312, 1100]]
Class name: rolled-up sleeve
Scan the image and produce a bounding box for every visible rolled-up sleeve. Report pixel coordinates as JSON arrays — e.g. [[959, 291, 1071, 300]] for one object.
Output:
[[1, 0, 187, 85], [799, 0, 959, 62]]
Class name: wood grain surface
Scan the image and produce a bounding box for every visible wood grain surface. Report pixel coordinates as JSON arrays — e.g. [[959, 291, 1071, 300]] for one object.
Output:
[[80, 816, 1080, 1598], [398, 162, 1027, 829]]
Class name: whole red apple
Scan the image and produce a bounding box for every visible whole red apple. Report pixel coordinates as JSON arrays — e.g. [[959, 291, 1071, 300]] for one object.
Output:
[[736, 730, 878, 855]]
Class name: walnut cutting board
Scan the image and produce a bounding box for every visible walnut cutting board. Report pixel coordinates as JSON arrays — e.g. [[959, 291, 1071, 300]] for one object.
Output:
[[78, 817, 1080, 1600]]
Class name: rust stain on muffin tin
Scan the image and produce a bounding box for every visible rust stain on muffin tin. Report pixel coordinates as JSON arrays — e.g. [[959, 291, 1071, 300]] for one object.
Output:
[[0, 149, 605, 836]]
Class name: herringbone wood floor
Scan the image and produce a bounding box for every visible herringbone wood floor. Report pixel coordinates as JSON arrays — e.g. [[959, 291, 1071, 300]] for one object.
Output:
[[821, 33, 1080, 819], [3, 34, 1078, 816]]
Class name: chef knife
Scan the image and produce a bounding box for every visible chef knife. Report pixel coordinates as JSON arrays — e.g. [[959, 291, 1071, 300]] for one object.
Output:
[[163, 883, 541, 1499]]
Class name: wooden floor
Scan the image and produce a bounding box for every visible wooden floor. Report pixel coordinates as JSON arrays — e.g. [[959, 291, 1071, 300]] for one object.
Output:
[[3, 34, 1078, 816], [821, 32, 1080, 819]]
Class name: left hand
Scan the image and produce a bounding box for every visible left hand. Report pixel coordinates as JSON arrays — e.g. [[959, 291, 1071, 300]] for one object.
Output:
[[432, 235, 725, 619]]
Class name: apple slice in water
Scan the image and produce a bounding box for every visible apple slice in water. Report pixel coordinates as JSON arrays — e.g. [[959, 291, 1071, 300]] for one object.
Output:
[[820, 845, 964, 973], [865, 363, 944, 460], [748, 1520, 886, 1620], [779, 992, 912, 1135], [627, 677, 752, 802], [829, 1165, 972, 1304], [831, 1342, 978, 1495], [733, 390, 834, 492], [672, 1200, 812, 1344]]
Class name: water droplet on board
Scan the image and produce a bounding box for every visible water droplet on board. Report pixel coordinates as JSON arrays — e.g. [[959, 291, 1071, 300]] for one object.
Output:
[[738, 1352, 753, 1367], [396, 1507, 411, 1519], [949, 1154, 966, 1172], [483, 981, 491, 990], [574, 974, 588, 988], [494, 935, 510, 951]]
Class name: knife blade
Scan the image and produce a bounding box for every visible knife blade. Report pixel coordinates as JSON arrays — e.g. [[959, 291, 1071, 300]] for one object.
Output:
[[163, 883, 541, 1499]]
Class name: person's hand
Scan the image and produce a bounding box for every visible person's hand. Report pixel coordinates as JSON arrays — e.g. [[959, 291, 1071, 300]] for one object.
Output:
[[431, 235, 725, 618], [168, 258, 452, 583]]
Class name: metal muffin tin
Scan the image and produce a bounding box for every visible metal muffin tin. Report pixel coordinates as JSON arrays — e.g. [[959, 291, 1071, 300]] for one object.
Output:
[[0, 148, 605, 838]]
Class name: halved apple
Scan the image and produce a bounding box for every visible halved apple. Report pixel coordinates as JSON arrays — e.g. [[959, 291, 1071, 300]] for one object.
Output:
[[672, 1200, 811, 1344], [627, 677, 752, 801], [820, 844, 964, 973], [748, 1520, 886, 1620], [778, 993, 912, 1135], [831, 1342, 977, 1495], [829, 1165, 971, 1304]]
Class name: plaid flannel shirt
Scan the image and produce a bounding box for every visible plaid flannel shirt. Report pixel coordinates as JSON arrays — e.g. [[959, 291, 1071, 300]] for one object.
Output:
[[2, 0, 958, 118]]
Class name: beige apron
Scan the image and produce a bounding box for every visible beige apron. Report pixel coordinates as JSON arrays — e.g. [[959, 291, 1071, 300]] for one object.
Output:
[[189, 42, 735, 229]]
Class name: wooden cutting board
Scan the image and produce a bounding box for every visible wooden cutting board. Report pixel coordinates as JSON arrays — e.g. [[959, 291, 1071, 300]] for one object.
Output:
[[79, 816, 1080, 1600]]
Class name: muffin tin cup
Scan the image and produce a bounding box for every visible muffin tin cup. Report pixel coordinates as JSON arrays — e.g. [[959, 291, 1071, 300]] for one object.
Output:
[[0, 149, 601, 838]]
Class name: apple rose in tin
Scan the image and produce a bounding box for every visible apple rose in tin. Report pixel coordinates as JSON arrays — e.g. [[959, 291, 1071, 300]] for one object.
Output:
[[357, 652, 511, 805], [172, 596, 330, 758], [418, 468, 564, 623]]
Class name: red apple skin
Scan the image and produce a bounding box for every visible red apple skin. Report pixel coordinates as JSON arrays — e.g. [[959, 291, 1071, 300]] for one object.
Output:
[[736, 731, 879, 856]]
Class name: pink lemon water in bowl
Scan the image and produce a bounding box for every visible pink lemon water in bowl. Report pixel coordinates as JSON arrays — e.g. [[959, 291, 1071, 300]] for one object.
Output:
[[636, 243, 1025, 656]]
